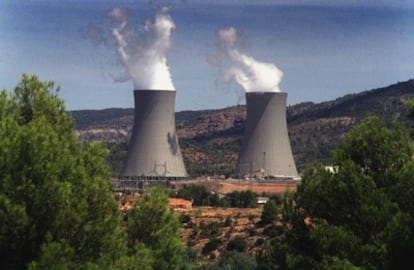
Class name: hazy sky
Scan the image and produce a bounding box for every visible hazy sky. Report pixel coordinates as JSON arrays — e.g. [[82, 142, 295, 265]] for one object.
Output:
[[1, 0, 414, 111]]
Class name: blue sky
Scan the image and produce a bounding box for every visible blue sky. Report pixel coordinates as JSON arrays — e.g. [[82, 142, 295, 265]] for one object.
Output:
[[1, 0, 414, 111]]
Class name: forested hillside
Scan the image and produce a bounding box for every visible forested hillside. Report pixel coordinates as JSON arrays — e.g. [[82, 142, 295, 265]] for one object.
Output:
[[71, 79, 414, 176]]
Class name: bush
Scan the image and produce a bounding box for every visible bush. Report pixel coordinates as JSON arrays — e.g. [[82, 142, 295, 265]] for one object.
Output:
[[202, 238, 222, 255], [223, 216, 232, 227], [181, 247, 198, 262], [186, 239, 197, 247], [200, 222, 220, 238], [263, 225, 284, 237], [179, 213, 191, 224], [248, 228, 258, 236], [210, 251, 257, 270], [227, 237, 247, 252], [226, 191, 258, 208], [255, 238, 265, 246], [261, 199, 278, 224], [175, 184, 216, 206], [248, 214, 256, 221]]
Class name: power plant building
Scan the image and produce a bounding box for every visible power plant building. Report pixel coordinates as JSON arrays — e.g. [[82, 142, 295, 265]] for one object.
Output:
[[234, 92, 298, 179], [122, 90, 187, 180]]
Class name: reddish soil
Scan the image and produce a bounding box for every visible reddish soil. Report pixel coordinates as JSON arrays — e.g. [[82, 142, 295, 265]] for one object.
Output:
[[179, 206, 265, 263], [115, 178, 296, 264], [115, 194, 279, 264]]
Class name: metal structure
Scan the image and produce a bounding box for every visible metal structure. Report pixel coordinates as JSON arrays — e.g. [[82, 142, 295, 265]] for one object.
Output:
[[122, 90, 187, 181], [234, 92, 298, 179]]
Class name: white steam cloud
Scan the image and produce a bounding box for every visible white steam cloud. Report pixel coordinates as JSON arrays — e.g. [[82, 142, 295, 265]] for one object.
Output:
[[217, 27, 283, 93], [108, 7, 175, 90]]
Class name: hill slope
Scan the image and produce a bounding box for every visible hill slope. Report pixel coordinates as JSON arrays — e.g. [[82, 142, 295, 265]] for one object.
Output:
[[71, 79, 414, 176]]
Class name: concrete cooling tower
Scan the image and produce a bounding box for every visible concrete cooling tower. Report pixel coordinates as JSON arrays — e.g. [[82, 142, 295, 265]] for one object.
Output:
[[122, 90, 187, 180], [234, 92, 298, 179]]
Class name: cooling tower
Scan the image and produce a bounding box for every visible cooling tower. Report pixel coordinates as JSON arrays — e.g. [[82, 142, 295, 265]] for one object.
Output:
[[234, 92, 298, 179], [122, 90, 187, 179]]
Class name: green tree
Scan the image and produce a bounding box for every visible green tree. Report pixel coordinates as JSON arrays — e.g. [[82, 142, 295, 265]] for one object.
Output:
[[261, 199, 279, 224], [0, 75, 121, 269], [126, 188, 183, 270], [179, 247, 199, 270], [202, 251, 257, 270], [404, 99, 414, 118], [202, 238, 221, 255], [226, 190, 258, 208], [259, 116, 414, 269], [333, 117, 412, 189], [110, 243, 154, 270], [175, 184, 211, 206]]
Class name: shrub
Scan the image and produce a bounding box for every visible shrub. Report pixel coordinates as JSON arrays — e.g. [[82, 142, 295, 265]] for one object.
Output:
[[227, 237, 247, 252], [261, 199, 278, 224], [200, 222, 220, 238], [213, 251, 257, 270], [179, 213, 191, 224], [187, 239, 197, 247], [263, 225, 284, 237], [202, 238, 222, 255], [255, 238, 265, 246], [223, 216, 232, 227], [226, 191, 258, 208], [248, 228, 258, 236]]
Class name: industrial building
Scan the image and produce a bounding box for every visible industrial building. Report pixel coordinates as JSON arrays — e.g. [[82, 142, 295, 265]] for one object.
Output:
[[122, 90, 187, 181], [234, 92, 298, 179]]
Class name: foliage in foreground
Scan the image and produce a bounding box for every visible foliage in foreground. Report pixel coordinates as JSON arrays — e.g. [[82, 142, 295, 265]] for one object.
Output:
[[258, 116, 414, 269], [199, 251, 257, 270], [126, 188, 183, 270], [0, 75, 118, 269], [0, 75, 183, 269]]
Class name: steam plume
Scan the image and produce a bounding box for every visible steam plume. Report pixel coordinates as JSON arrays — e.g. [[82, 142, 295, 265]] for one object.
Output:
[[108, 7, 175, 90], [217, 27, 283, 92]]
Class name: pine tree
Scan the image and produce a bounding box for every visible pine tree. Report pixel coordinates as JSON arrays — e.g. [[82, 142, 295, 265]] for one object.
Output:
[[0, 75, 121, 269], [126, 188, 183, 270], [258, 116, 414, 269]]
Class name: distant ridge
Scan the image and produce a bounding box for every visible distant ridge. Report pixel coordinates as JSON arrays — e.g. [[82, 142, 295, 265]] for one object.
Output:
[[71, 79, 414, 176], [287, 79, 414, 124]]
